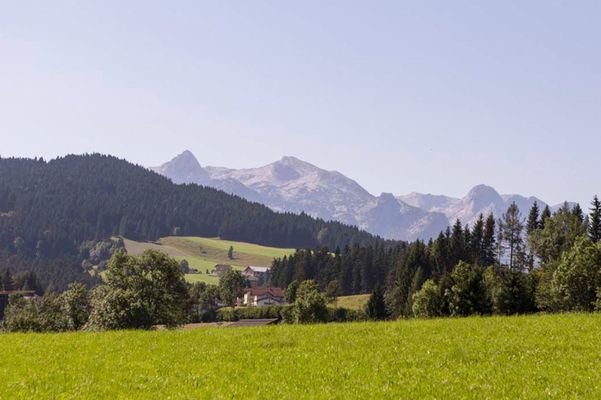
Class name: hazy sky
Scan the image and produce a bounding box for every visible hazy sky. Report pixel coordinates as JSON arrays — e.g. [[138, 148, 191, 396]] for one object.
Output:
[[1, 1, 599, 207]]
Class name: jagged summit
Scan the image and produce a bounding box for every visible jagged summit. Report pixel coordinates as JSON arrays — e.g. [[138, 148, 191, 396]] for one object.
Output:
[[151, 150, 206, 184], [153, 151, 573, 241], [152, 151, 448, 240]]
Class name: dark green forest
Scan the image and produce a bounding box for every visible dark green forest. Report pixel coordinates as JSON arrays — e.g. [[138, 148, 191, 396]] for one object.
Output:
[[0, 154, 382, 289]]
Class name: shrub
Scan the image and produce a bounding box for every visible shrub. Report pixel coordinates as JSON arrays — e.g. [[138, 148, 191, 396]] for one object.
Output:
[[550, 236, 601, 311], [449, 262, 491, 316], [412, 280, 442, 318], [216, 305, 292, 322], [292, 280, 328, 323], [485, 267, 535, 315]]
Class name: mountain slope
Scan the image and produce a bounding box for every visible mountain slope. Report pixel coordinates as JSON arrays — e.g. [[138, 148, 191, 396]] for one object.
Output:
[[153, 152, 449, 241], [154, 151, 575, 239], [0, 154, 383, 288]]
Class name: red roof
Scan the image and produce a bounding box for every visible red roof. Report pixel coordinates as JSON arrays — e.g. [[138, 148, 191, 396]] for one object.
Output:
[[245, 287, 284, 298]]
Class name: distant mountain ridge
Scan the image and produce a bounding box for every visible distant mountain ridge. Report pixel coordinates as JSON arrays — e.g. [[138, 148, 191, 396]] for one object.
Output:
[[399, 185, 555, 228], [152, 151, 573, 240]]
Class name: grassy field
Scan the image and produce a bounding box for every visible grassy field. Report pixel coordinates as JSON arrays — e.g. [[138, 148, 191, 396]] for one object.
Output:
[[2, 313, 601, 399], [335, 294, 370, 311], [122, 236, 296, 285]]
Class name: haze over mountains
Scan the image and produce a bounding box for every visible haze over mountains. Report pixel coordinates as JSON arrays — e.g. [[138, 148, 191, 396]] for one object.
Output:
[[153, 151, 570, 241]]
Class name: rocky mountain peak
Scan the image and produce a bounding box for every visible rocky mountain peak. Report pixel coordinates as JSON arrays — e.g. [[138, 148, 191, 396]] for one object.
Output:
[[151, 150, 207, 184]]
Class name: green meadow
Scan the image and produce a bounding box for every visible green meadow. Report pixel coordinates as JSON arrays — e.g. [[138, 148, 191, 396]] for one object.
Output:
[[334, 294, 370, 311], [2, 313, 601, 399], [122, 236, 296, 285]]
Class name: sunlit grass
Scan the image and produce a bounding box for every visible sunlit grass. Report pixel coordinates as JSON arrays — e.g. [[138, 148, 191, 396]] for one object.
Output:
[[2, 314, 600, 399], [335, 294, 370, 311], [122, 236, 296, 284]]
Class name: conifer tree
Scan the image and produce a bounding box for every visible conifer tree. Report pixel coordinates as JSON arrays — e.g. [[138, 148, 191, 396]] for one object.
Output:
[[499, 202, 526, 270], [526, 202, 540, 235], [470, 214, 485, 265], [365, 285, 388, 320], [589, 195, 601, 243], [572, 204, 584, 223], [482, 213, 497, 266], [450, 219, 466, 265], [540, 205, 552, 229], [526, 202, 541, 270]]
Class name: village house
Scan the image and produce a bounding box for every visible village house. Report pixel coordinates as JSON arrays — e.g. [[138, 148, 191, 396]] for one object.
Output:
[[241, 287, 285, 307], [212, 264, 232, 278], [242, 265, 270, 278]]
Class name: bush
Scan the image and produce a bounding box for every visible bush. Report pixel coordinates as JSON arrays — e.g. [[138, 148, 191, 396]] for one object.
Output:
[[86, 250, 189, 330], [412, 280, 442, 318], [216, 305, 291, 322], [365, 285, 388, 320], [484, 267, 535, 315], [3, 292, 66, 332], [449, 262, 491, 316], [292, 280, 328, 323], [550, 236, 601, 311], [328, 307, 365, 323]]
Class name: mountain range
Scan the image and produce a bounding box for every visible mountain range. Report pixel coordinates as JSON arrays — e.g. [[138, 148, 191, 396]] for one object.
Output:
[[152, 151, 570, 241]]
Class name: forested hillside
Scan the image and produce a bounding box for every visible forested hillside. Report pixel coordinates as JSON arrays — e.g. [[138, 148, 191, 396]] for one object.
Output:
[[0, 154, 382, 289]]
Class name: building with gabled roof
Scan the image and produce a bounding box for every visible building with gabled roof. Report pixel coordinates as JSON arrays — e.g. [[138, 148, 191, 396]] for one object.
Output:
[[242, 287, 285, 307]]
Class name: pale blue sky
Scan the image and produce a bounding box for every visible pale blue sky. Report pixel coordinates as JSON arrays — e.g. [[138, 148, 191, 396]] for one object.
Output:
[[1, 1, 599, 207]]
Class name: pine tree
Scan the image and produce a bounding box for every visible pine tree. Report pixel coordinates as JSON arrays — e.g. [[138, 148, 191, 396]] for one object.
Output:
[[540, 205, 552, 229], [463, 225, 472, 262], [526, 202, 540, 235], [450, 219, 466, 265], [470, 214, 485, 265], [589, 195, 601, 243], [499, 202, 526, 271], [572, 204, 584, 223], [526, 202, 541, 270], [482, 213, 497, 266], [365, 285, 388, 320]]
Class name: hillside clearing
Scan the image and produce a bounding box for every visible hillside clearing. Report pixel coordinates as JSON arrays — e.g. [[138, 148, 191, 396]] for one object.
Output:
[[2, 314, 600, 399], [122, 236, 296, 284], [334, 294, 370, 311]]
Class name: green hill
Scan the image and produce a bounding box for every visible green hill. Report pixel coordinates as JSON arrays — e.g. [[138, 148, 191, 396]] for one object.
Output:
[[0, 154, 382, 289], [1, 313, 600, 398], [123, 236, 296, 284]]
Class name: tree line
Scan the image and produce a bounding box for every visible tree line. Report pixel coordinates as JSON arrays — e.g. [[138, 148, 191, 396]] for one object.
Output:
[[3, 196, 600, 332], [1, 250, 363, 331], [272, 196, 601, 318]]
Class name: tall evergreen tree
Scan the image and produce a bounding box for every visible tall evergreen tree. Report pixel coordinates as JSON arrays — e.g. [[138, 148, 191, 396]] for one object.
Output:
[[450, 219, 466, 265], [526, 202, 541, 270], [482, 213, 497, 266], [365, 285, 388, 320], [498, 202, 526, 270], [589, 195, 601, 243], [572, 204, 585, 223], [470, 214, 485, 265], [540, 205, 552, 229], [526, 202, 541, 235]]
